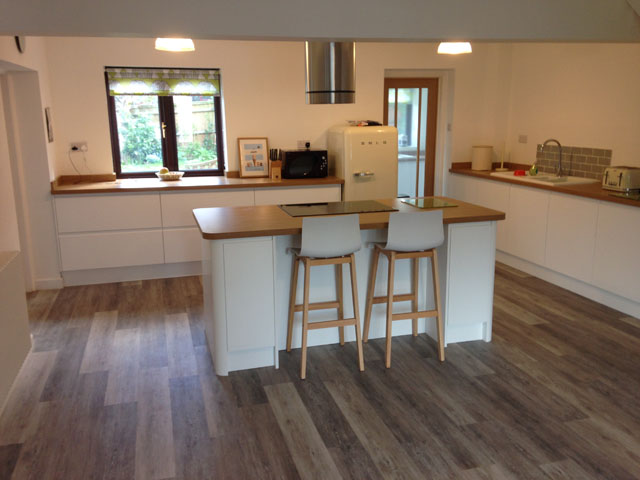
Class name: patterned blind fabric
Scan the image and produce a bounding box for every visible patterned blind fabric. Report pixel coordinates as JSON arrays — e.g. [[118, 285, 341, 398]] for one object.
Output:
[[106, 67, 220, 96]]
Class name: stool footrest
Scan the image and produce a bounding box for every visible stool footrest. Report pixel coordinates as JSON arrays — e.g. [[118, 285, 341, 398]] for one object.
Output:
[[294, 300, 340, 312], [307, 318, 357, 330], [392, 310, 438, 321], [372, 294, 415, 304]]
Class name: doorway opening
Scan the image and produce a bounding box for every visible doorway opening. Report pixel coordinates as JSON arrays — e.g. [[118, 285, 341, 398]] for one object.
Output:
[[383, 78, 439, 197]]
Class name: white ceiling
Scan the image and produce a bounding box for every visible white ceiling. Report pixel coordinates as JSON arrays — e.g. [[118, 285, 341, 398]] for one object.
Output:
[[1, 0, 639, 42]]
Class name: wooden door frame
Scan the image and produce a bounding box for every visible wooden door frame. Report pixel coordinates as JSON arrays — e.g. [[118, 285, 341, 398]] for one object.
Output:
[[383, 78, 439, 197]]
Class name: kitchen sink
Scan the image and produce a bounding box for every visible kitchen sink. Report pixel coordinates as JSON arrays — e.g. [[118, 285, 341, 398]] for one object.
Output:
[[489, 171, 599, 186]]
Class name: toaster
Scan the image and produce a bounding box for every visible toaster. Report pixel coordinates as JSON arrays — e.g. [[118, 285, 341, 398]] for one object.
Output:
[[602, 166, 640, 192]]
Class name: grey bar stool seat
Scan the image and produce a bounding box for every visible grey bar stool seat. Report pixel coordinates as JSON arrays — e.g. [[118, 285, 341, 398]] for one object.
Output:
[[363, 210, 445, 368], [286, 214, 365, 379]]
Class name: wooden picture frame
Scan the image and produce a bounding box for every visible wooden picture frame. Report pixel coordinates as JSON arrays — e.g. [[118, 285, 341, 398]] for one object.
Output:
[[44, 107, 54, 143], [238, 137, 269, 178]]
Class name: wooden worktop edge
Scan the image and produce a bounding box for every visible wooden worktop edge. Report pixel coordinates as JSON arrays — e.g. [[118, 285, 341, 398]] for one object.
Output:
[[449, 167, 640, 208]]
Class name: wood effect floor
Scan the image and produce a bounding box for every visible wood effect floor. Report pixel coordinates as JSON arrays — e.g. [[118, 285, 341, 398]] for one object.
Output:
[[0, 264, 639, 479]]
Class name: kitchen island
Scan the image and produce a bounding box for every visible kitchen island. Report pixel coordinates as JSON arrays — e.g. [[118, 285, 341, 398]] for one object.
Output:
[[194, 198, 505, 375]]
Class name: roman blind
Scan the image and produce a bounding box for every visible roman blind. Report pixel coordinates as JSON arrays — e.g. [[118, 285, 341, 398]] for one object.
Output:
[[105, 67, 220, 96]]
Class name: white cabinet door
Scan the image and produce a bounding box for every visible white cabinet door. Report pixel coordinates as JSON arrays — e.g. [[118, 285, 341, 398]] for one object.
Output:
[[593, 202, 640, 303], [447, 174, 477, 203], [55, 194, 161, 233], [163, 227, 202, 263], [254, 185, 341, 206], [223, 239, 275, 351], [506, 185, 549, 265], [59, 230, 164, 271], [160, 190, 254, 227], [473, 179, 510, 252], [545, 193, 598, 283]]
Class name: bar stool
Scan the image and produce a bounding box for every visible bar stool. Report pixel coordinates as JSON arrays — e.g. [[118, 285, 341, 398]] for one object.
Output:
[[286, 214, 365, 379], [363, 210, 445, 368]]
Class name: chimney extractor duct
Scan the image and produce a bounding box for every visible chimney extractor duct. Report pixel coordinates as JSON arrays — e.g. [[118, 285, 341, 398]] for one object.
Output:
[[305, 41, 355, 104]]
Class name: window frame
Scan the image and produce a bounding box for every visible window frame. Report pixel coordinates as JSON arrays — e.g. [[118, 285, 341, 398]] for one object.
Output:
[[104, 71, 225, 179]]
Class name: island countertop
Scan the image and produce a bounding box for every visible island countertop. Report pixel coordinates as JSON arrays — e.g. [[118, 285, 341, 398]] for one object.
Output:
[[193, 197, 506, 240]]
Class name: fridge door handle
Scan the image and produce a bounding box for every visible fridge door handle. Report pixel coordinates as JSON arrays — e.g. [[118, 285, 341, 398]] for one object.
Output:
[[354, 171, 375, 177]]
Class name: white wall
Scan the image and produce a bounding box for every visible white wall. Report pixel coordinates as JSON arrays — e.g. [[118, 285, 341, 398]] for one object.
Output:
[[506, 43, 640, 167], [43, 37, 512, 177], [0, 81, 20, 251], [0, 36, 61, 289]]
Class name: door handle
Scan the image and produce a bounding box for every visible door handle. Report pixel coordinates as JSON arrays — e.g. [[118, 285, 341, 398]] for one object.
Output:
[[161, 121, 167, 139], [354, 171, 375, 177]]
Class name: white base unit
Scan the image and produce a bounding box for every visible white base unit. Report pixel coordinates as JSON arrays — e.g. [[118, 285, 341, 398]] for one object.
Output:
[[202, 221, 497, 375], [163, 227, 202, 263], [58, 230, 164, 271], [54, 184, 342, 285], [449, 173, 640, 314], [55, 193, 161, 232]]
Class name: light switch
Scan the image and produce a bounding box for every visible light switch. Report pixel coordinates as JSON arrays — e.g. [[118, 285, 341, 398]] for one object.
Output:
[[518, 135, 528, 144]]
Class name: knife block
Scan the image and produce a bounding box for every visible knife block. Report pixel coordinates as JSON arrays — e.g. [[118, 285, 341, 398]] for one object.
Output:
[[270, 160, 282, 181]]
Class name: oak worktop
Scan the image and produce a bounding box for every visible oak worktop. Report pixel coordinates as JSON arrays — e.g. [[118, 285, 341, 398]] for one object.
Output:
[[193, 197, 505, 240], [450, 167, 640, 208], [51, 175, 344, 195]]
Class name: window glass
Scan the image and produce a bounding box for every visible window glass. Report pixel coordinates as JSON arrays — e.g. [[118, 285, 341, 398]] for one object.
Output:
[[174, 95, 219, 171], [114, 95, 163, 173]]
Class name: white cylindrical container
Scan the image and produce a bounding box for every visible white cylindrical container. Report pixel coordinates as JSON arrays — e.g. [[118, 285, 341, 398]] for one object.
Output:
[[471, 145, 493, 171]]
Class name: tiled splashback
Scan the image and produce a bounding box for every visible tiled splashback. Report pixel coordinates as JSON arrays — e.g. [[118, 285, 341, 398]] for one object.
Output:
[[535, 145, 612, 180]]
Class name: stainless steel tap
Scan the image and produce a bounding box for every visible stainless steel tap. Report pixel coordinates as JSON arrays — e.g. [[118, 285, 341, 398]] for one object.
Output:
[[540, 139, 564, 177]]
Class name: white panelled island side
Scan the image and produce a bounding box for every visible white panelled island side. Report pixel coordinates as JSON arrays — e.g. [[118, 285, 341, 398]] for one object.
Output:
[[194, 198, 505, 376]]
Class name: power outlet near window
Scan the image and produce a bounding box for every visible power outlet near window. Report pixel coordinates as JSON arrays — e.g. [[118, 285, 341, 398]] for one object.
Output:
[[69, 141, 88, 152]]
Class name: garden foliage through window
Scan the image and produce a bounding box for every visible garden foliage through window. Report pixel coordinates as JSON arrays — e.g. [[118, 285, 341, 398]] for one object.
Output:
[[105, 67, 225, 178]]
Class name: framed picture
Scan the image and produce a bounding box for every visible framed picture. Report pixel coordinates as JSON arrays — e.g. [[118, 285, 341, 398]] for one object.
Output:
[[44, 107, 54, 143], [238, 137, 269, 178]]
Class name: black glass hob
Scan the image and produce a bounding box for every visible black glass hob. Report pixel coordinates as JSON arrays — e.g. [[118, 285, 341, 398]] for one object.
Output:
[[279, 200, 397, 217]]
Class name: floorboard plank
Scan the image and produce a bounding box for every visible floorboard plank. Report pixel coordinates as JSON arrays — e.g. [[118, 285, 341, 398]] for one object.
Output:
[[264, 382, 342, 480]]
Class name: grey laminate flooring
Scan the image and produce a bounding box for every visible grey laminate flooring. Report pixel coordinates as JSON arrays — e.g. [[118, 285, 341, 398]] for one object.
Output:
[[1, 264, 639, 479]]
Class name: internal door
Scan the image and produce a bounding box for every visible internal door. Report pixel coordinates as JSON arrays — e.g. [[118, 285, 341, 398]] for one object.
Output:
[[383, 78, 439, 197]]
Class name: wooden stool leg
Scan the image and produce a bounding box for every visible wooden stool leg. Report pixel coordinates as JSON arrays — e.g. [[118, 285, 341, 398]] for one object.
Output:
[[300, 258, 311, 379], [363, 248, 380, 343], [411, 257, 419, 337], [286, 257, 300, 352], [336, 263, 345, 346], [431, 250, 445, 362], [385, 252, 396, 369], [349, 254, 364, 372]]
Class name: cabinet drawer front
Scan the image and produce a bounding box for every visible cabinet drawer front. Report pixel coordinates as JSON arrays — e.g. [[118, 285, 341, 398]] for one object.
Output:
[[59, 230, 164, 271], [254, 185, 341, 206], [55, 194, 161, 233], [161, 190, 254, 227], [163, 227, 202, 263]]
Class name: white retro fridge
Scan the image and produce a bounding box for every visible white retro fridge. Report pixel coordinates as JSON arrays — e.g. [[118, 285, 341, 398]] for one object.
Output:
[[328, 125, 398, 201]]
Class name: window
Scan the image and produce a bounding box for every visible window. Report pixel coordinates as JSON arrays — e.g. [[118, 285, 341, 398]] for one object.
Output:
[[105, 67, 225, 178]]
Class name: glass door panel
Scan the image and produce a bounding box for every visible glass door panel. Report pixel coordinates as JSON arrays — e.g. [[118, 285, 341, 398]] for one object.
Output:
[[384, 78, 439, 197]]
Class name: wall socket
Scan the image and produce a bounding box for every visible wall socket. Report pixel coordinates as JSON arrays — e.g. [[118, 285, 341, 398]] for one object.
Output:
[[297, 140, 311, 149], [69, 141, 88, 152]]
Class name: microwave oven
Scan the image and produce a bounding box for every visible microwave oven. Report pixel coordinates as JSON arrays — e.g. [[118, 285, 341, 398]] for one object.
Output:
[[281, 149, 328, 179]]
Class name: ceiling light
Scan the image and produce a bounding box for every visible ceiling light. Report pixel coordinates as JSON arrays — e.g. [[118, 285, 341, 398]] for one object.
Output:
[[437, 42, 472, 55], [155, 38, 195, 52]]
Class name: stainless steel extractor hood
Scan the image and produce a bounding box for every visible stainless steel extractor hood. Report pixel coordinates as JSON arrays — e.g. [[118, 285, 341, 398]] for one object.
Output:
[[305, 41, 355, 104]]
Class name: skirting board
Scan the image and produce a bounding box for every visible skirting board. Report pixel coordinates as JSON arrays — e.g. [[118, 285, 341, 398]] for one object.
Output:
[[496, 251, 640, 319], [34, 276, 64, 290], [62, 261, 202, 287]]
